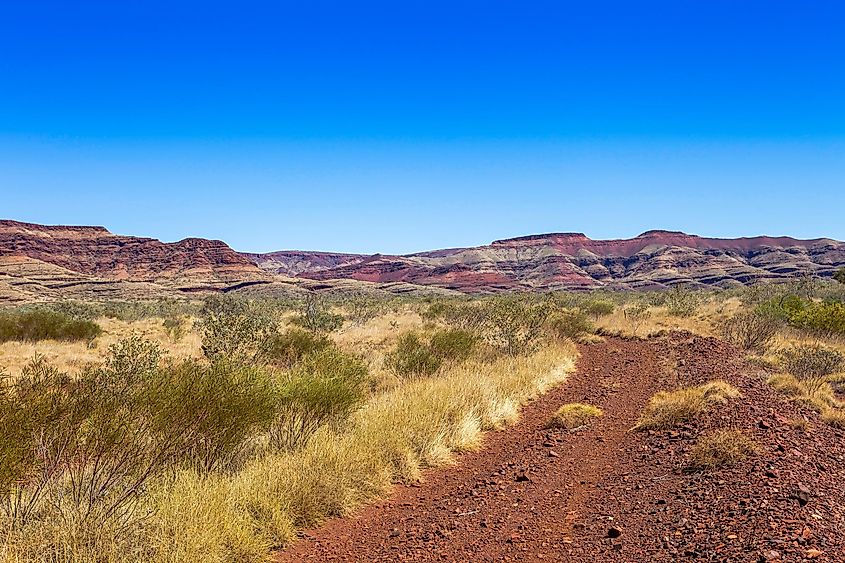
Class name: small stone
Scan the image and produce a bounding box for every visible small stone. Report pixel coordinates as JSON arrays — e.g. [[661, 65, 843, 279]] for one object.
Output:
[[548, 450, 560, 458], [758, 419, 772, 430], [515, 472, 530, 483], [793, 484, 812, 506], [607, 526, 622, 539], [761, 550, 781, 561], [805, 548, 823, 559]]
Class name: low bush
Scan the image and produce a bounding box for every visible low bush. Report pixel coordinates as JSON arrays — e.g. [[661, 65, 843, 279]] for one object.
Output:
[[385, 332, 442, 378], [791, 302, 845, 336], [719, 310, 780, 351], [290, 295, 344, 333], [270, 348, 369, 451], [386, 329, 479, 379], [546, 403, 603, 430], [0, 309, 101, 343], [163, 315, 187, 342], [264, 328, 332, 368], [634, 381, 740, 430], [581, 300, 615, 319], [546, 310, 595, 341], [429, 329, 478, 363], [778, 343, 845, 393], [688, 429, 756, 469], [835, 267, 845, 285], [768, 345, 845, 423], [485, 297, 550, 356], [0, 338, 278, 536], [622, 303, 652, 336], [200, 295, 278, 364], [664, 286, 701, 317]]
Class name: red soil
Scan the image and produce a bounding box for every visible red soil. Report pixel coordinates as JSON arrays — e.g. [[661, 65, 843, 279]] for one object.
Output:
[[277, 334, 845, 562]]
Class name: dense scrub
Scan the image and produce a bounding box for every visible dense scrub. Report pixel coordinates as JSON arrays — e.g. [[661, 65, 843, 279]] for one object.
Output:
[[0, 293, 578, 562], [0, 308, 102, 343]]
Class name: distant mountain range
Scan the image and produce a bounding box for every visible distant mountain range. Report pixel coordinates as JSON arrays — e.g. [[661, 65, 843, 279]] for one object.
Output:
[[1, 219, 843, 302], [247, 230, 845, 291]]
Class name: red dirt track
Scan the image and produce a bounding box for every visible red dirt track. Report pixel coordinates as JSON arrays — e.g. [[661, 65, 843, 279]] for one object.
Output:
[[278, 335, 845, 562]]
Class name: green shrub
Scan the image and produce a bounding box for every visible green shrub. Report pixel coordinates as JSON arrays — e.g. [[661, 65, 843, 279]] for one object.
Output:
[[0, 338, 280, 531], [756, 294, 806, 322], [778, 343, 845, 393], [719, 309, 780, 351], [264, 328, 332, 368], [582, 300, 615, 319], [484, 297, 550, 356], [199, 295, 278, 363], [429, 329, 477, 362], [623, 303, 652, 336], [664, 286, 701, 317], [0, 309, 101, 343], [343, 294, 386, 325], [290, 295, 344, 333], [270, 349, 368, 450], [546, 310, 595, 340], [165, 359, 279, 471], [423, 299, 488, 332], [791, 302, 845, 336], [835, 267, 845, 285], [163, 316, 187, 341], [385, 332, 442, 378]]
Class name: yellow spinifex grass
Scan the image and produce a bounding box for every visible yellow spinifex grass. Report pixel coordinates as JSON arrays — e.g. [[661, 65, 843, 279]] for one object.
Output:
[[546, 402, 603, 430], [142, 341, 577, 563], [688, 429, 757, 470], [634, 380, 741, 430]]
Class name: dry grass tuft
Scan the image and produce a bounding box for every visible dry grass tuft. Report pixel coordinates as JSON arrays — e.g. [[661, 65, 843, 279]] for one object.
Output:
[[634, 380, 740, 430], [688, 429, 756, 470], [546, 403, 603, 430]]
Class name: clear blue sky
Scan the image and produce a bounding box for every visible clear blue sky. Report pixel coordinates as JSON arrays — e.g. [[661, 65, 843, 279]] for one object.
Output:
[[1, 1, 843, 254]]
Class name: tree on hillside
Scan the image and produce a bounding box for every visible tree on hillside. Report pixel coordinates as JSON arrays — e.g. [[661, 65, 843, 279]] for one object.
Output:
[[836, 267, 845, 285]]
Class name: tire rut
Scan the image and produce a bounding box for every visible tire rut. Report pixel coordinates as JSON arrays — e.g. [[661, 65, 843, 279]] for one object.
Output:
[[277, 338, 661, 562]]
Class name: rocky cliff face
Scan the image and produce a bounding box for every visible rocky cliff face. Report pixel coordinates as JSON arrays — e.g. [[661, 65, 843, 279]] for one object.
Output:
[[250, 230, 845, 292], [2, 220, 843, 299], [0, 220, 270, 296]]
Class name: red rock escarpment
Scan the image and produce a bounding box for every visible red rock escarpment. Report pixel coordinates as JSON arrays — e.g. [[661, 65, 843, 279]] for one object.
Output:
[[251, 230, 845, 292]]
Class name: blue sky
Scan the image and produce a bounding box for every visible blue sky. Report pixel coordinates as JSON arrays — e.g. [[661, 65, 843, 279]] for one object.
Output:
[[1, 1, 843, 254]]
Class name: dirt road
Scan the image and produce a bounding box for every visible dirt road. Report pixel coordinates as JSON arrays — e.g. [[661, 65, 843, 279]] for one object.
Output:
[[278, 335, 845, 562]]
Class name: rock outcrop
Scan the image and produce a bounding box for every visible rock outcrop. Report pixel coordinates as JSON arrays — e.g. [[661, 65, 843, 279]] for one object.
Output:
[[0, 220, 271, 301]]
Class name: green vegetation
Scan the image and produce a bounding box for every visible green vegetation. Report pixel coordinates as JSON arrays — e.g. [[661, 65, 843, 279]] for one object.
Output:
[[199, 295, 278, 363], [264, 327, 332, 368], [290, 295, 344, 333], [0, 292, 578, 562], [0, 308, 102, 343], [385, 329, 477, 378], [755, 294, 845, 337], [719, 309, 780, 351], [546, 309, 596, 341], [270, 348, 369, 450]]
